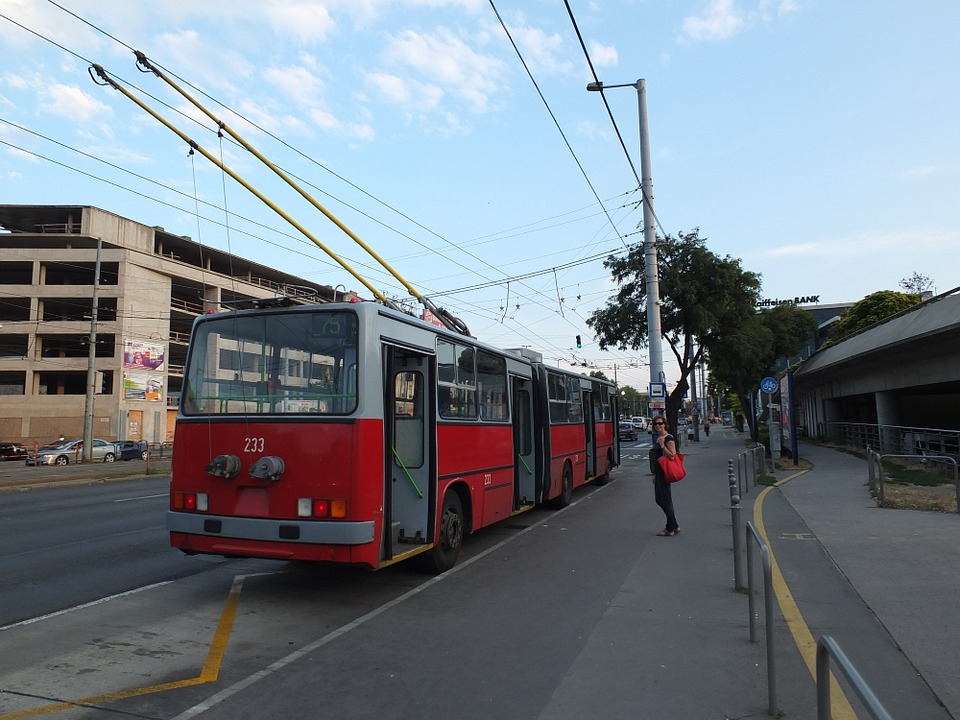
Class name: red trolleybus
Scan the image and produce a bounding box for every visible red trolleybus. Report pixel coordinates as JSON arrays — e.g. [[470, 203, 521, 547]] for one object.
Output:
[[168, 301, 618, 572]]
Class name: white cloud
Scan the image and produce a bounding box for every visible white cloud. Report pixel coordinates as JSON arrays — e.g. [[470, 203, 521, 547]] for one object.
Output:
[[681, 0, 745, 42], [263, 2, 337, 43], [262, 65, 327, 107], [588, 41, 618, 69], [308, 107, 375, 140], [38, 83, 112, 122], [382, 27, 507, 113], [366, 72, 413, 104], [1, 72, 29, 90], [905, 165, 938, 178], [507, 24, 573, 75], [6, 146, 38, 162], [156, 30, 253, 92]]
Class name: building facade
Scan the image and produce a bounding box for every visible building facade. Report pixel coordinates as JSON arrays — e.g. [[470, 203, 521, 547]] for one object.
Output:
[[0, 205, 338, 446]]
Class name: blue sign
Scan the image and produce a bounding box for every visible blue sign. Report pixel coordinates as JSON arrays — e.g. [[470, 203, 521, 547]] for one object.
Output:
[[760, 376, 779, 394]]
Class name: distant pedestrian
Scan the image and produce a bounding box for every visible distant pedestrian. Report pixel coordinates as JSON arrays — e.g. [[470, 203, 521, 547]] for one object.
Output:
[[651, 417, 681, 537], [703, 418, 711, 437]]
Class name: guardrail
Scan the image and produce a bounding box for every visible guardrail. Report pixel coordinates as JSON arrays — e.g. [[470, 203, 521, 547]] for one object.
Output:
[[823, 422, 960, 463], [745, 520, 777, 716], [816, 635, 893, 720], [866, 449, 959, 514]]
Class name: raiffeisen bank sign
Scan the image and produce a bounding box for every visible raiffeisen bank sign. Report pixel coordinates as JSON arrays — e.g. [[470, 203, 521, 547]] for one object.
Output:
[[757, 295, 820, 307]]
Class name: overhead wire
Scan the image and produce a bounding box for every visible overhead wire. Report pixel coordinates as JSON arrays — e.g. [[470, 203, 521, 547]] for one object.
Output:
[[563, 0, 670, 241], [4, 2, 647, 373], [35, 0, 596, 329]]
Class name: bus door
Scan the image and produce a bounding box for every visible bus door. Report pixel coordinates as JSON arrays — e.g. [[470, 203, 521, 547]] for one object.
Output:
[[582, 390, 598, 480], [384, 347, 435, 560], [512, 376, 536, 510]]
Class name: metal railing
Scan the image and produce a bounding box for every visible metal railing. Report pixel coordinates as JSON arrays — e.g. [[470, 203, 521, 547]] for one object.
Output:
[[746, 520, 777, 716], [822, 422, 960, 462], [736, 442, 766, 496], [866, 449, 959, 514], [816, 635, 893, 720]]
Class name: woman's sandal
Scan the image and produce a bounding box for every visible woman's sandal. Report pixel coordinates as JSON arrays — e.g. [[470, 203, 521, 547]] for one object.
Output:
[[655, 529, 673, 536]]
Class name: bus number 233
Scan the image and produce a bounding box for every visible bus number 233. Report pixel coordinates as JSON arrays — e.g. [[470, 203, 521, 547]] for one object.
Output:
[[244, 437, 265, 453]]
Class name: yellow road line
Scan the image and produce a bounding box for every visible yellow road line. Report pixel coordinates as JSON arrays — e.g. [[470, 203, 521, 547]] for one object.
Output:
[[754, 477, 856, 720], [0, 576, 245, 719]]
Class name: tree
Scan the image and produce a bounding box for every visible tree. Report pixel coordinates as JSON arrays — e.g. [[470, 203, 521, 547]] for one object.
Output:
[[707, 304, 817, 438], [587, 229, 761, 427], [834, 290, 920, 339], [617, 385, 645, 418], [899, 272, 933, 295]]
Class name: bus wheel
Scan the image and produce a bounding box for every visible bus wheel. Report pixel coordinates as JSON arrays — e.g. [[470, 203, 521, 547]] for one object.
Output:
[[594, 450, 614, 486], [550, 463, 574, 508], [425, 490, 464, 574]]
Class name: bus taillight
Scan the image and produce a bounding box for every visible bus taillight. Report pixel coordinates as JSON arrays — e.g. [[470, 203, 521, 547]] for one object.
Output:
[[173, 491, 208, 512], [297, 498, 347, 519]]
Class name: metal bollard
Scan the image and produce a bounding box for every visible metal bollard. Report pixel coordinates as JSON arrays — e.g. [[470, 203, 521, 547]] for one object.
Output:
[[729, 459, 744, 590]]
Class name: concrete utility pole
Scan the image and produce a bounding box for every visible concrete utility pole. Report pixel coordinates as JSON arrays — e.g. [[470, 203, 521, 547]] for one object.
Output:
[[586, 78, 665, 416], [82, 238, 102, 462], [636, 79, 665, 396]]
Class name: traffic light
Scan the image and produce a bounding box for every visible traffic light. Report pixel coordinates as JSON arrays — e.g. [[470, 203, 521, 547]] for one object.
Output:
[[576, 335, 582, 348]]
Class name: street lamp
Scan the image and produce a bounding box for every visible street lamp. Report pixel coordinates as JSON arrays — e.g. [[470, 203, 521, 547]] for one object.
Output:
[[586, 79, 665, 417]]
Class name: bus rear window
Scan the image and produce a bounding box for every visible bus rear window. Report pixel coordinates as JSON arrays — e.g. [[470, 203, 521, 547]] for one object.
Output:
[[181, 310, 358, 416]]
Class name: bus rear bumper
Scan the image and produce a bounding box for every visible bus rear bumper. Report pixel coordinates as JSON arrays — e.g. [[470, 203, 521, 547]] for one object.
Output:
[[167, 511, 376, 545]]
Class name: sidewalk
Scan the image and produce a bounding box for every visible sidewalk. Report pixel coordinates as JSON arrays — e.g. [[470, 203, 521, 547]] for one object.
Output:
[[777, 439, 960, 719], [668, 426, 959, 719]]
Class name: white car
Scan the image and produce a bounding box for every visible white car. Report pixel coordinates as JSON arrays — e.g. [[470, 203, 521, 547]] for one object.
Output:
[[630, 416, 647, 431]]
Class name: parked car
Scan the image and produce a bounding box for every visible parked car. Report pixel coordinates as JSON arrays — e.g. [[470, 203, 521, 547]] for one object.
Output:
[[0, 442, 28, 461], [618, 421, 637, 441], [25, 438, 116, 466], [114, 440, 149, 461]]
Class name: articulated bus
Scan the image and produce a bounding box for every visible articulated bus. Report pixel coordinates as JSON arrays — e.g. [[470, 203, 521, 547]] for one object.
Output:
[[168, 301, 620, 572]]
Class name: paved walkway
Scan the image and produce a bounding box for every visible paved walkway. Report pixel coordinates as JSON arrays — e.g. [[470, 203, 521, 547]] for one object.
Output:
[[661, 426, 960, 719]]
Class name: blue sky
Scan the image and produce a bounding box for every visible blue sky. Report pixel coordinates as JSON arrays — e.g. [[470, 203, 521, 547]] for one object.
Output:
[[1, 0, 957, 393]]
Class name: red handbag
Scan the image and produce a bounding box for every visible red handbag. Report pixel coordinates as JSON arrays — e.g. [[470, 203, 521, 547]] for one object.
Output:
[[657, 452, 686, 483]]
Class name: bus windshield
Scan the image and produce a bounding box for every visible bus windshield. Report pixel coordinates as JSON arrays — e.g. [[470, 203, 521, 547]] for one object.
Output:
[[181, 310, 359, 416]]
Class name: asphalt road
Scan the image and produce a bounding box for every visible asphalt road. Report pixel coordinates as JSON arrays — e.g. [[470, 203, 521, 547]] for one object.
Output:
[[4, 432, 938, 720]]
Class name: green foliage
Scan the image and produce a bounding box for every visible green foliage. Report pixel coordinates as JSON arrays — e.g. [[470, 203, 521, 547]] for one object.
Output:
[[586, 229, 761, 417], [834, 290, 920, 339], [588, 369, 611, 382], [618, 385, 646, 416], [898, 272, 933, 295], [707, 302, 815, 439]]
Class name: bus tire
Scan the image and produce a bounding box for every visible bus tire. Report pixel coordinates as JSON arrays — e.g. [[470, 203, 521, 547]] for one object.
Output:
[[594, 449, 615, 486], [424, 490, 464, 574], [549, 463, 574, 508]]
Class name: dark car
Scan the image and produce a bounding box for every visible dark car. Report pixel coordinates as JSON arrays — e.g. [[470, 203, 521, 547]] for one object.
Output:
[[114, 440, 149, 461], [618, 421, 637, 441], [0, 442, 28, 461]]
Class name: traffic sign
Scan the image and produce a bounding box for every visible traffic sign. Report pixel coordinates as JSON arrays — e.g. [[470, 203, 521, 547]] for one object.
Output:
[[760, 376, 778, 394]]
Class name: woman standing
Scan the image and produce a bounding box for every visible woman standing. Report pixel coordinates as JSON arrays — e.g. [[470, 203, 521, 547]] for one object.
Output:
[[651, 417, 681, 536]]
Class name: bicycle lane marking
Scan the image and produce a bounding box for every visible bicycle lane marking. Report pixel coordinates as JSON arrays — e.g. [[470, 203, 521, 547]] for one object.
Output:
[[754, 475, 857, 720]]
